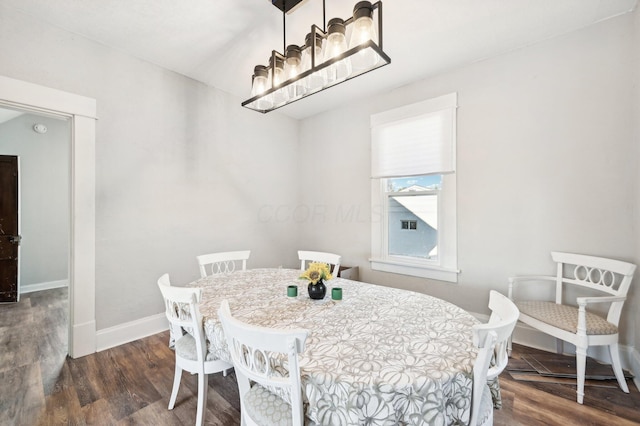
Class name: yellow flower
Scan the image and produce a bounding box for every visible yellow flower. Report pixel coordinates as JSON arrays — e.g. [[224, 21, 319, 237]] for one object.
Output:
[[299, 262, 333, 284]]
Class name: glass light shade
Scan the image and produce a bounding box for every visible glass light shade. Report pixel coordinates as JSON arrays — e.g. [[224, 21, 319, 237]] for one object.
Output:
[[323, 18, 352, 84], [284, 44, 305, 99], [349, 1, 380, 71], [268, 56, 285, 87], [301, 32, 325, 93], [250, 75, 269, 96], [269, 55, 288, 106], [250, 65, 273, 110]]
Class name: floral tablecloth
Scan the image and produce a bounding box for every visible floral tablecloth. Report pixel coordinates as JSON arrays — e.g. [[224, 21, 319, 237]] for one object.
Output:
[[190, 268, 499, 426]]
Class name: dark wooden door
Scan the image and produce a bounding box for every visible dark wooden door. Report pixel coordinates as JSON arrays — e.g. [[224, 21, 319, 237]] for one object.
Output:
[[0, 155, 19, 302]]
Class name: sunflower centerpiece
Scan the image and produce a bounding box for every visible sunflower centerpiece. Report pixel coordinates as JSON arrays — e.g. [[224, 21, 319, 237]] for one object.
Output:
[[300, 262, 332, 300]]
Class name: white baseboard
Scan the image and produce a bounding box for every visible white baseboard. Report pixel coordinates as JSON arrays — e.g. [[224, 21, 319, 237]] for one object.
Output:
[[96, 313, 168, 352], [472, 311, 640, 392], [20, 279, 69, 294], [70, 319, 96, 358]]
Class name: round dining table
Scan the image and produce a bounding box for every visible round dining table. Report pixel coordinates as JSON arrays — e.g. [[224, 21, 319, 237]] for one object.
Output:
[[189, 268, 500, 426]]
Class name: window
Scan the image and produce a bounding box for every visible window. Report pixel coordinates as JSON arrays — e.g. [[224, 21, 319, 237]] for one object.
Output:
[[400, 220, 417, 230], [390, 176, 439, 258], [370, 93, 458, 282]]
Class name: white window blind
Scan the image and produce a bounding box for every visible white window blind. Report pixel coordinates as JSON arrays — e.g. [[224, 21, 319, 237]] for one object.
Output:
[[371, 93, 457, 178]]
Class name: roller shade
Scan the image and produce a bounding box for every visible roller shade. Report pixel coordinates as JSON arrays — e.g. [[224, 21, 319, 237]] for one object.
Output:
[[371, 93, 456, 178]]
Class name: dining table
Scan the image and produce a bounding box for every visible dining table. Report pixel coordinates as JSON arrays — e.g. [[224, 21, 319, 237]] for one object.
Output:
[[188, 268, 500, 426]]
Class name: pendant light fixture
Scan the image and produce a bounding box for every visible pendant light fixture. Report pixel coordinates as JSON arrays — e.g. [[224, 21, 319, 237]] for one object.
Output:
[[242, 0, 390, 113]]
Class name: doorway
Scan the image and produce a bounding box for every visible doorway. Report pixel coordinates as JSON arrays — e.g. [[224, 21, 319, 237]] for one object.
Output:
[[0, 111, 71, 303], [0, 74, 97, 358]]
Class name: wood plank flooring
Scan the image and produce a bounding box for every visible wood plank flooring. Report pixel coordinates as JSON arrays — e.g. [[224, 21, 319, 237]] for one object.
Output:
[[496, 347, 640, 426], [2, 288, 639, 425]]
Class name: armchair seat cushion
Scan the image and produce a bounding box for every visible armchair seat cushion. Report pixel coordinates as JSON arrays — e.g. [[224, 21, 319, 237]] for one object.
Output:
[[516, 301, 618, 335]]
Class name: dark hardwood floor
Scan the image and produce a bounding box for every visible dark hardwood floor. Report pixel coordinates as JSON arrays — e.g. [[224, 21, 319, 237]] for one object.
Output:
[[1, 288, 639, 425]]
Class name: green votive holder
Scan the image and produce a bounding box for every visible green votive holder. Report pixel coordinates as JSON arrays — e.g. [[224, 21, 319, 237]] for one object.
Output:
[[331, 287, 342, 301], [287, 285, 298, 297]]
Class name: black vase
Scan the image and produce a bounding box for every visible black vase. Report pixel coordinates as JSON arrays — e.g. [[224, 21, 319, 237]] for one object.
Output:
[[307, 280, 327, 300]]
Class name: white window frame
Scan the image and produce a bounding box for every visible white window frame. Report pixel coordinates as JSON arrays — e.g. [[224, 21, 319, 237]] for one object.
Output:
[[370, 93, 459, 283]]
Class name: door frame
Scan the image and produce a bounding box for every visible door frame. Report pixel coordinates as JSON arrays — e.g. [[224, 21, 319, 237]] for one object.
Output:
[[0, 75, 96, 358]]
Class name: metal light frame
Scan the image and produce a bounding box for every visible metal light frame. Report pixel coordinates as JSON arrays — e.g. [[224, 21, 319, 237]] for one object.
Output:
[[242, 1, 391, 113]]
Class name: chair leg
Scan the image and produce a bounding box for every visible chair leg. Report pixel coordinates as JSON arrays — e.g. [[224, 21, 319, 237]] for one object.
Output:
[[195, 373, 208, 426], [169, 364, 182, 410], [575, 347, 587, 404], [236, 370, 251, 426], [609, 344, 630, 393]]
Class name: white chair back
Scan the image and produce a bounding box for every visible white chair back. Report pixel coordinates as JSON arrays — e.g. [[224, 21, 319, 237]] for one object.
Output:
[[550, 251, 636, 323], [158, 272, 171, 287], [158, 283, 205, 356], [470, 290, 519, 426], [298, 250, 341, 276], [157, 273, 177, 346], [218, 300, 308, 426], [197, 250, 251, 278]]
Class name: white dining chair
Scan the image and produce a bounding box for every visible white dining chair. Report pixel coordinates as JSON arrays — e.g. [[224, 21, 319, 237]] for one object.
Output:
[[508, 252, 636, 404], [218, 299, 309, 426], [298, 250, 341, 276], [157, 278, 233, 426], [197, 250, 251, 278], [470, 290, 519, 426]]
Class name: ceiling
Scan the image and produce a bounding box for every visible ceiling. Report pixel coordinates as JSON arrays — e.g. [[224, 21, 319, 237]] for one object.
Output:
[[2, 0, 637, 119]]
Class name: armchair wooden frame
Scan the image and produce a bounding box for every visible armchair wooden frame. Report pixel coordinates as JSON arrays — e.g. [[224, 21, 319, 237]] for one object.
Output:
[[508, 251, 636, 404]]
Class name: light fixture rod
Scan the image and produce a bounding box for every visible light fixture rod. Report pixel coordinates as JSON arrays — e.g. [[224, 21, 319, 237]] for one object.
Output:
[[322, 0, 326, 32]]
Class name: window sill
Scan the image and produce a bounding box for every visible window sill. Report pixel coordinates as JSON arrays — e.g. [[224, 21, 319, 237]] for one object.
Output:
[[369, 258, 459, 283]]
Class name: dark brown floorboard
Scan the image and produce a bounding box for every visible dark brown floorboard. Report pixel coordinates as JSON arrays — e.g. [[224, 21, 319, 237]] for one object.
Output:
[[2, 288, 639, 425]]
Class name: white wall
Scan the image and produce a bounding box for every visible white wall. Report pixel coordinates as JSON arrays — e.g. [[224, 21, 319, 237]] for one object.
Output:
[[0, 114, 70, 288], [0, 6, 300, 329], [300, 14, 638, 345]]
